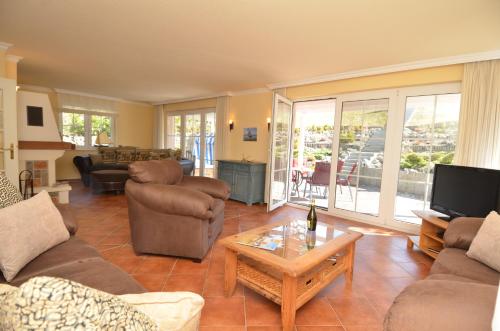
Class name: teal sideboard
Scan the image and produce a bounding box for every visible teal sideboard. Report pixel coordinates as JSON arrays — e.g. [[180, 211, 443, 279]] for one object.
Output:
[[217, 160, 266, 206]]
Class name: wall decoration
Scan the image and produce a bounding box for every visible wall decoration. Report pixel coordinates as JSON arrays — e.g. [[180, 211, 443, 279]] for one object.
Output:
[[243, 127, 257, 141], [27, 106, 44, 126]]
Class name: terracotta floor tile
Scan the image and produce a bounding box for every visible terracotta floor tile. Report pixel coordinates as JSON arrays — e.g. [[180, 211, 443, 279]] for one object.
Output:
[[247, 327, 288, 331], [296, 327, 344, 331], [106, 256, 143, 273], [67, 181, 432, 330], [200, 297, 245, 327], [295, 297, 342, 326], [328, 296, 383, 326], [203, 274, 244, 297], [171, 257, 210, 275], [132, 273, 167, 291], [397, 262, 430, 280], [135, 256, 176, 274], [344, 325, 383, 331], [245, 289, 282, 326], [200, 327, 246, 331], [163, 274, 206, 295]]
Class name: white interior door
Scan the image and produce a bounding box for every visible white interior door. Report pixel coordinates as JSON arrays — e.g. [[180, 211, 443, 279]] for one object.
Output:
[[267, 94, 293, 211], [0, 77, 18, 185]]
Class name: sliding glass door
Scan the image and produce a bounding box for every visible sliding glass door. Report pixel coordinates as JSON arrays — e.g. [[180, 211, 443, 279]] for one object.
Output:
[[165, 109, 216, 177], [393, 93, 461, 224], [331, 95, 392, 223]]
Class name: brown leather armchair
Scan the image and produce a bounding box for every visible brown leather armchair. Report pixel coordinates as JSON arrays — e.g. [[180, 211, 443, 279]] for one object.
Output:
[[125, 160, 230, 261]]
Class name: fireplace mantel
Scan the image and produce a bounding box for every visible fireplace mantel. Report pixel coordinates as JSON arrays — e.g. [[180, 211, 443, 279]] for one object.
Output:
[[18, 140, 75, 150]]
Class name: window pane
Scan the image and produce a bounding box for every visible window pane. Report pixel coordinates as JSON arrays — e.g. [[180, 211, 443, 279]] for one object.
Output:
[[335, 99, 389, 216], [91, 115, 112, 146], [204, 112, 216, 178], [395, 93, 461, 224], [166, 115, 182, 149], [185, 114, 201, 176], [61, 112, 85, 146]]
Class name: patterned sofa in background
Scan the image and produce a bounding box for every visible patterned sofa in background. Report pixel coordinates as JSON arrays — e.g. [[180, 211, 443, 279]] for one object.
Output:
[[73, 146, 195, 187]]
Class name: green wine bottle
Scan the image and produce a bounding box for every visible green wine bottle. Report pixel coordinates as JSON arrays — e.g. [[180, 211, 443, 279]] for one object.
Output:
[[307, 199, 317, 231]]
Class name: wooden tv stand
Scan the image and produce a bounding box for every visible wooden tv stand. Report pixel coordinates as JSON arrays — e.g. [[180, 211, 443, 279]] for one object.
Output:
[[407, 210, 449, 259]]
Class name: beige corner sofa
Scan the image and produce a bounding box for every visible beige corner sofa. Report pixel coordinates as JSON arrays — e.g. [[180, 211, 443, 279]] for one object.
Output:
[[0, 204, 145, 295], [384, 217, 499, 331]]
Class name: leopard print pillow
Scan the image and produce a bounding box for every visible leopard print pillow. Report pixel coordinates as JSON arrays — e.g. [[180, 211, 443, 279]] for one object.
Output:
[[0, 173, 23, 209], [0, 277, 157, 330]]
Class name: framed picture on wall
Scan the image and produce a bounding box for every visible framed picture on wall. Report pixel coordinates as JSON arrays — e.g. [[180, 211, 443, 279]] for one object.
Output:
[[243, 127, 257, 141]]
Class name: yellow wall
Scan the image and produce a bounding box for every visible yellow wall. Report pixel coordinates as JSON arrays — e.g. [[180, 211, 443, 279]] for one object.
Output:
[[5, 60, 17, 80], [226, 92, 273, 162], [286, 64, 463, 100], [164, 98, 217, 112], [163, 64, 464, 167], [55, 100, 155, 180], [0, 49, 6, 78]]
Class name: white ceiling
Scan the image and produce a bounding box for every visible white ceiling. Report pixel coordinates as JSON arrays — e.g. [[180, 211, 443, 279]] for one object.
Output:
[[1, 0, 499, 103]]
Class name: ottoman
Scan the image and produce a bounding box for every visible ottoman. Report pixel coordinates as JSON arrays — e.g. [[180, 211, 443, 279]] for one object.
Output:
[[91, 170, 129, 194]]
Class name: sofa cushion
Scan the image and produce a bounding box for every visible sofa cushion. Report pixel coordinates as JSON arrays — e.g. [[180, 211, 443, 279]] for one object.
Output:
[[135, 149, 152, 161], [384, 278, 498, 331], [0, 276, 154, 330], [55, 203, 79, 235], [179, 176, 231, 200], [116, 148, 136, 163], [430, 248, 499, 285], [444, 217, 483, 250], [12, 258, 145, 295], [99, 147, 118, 163], [0, 237, 100, 284], [129, 160, 183, 185], [467, 211, 500, 272], [0, 191, 70, 282], [120, 292, 204, 331], [0, 173, 23, 209]]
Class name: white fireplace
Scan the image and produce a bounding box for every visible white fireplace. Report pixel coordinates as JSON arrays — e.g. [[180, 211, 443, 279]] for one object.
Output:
[[17, 90, 73, 203]]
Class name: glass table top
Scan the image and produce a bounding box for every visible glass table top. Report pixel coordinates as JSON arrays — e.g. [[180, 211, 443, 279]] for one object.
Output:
[[235, 220, 345, 260]]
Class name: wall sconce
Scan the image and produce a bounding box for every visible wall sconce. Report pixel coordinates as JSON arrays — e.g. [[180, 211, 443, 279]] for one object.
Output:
[[267, 118, 271, 131], [229, 120, 234, 131]]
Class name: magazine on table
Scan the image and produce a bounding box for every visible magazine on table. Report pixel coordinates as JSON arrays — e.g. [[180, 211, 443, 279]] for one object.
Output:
[[236, 233, 284, 251]]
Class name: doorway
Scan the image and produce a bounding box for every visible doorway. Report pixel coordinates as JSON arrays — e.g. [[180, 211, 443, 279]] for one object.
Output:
[[165, 108, 216, 177], [288, 99, 336, 209], [268, 83, 461, 231]]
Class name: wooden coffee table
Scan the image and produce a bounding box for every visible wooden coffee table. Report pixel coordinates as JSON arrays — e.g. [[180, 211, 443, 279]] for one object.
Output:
[[220, 219, 363, 331]]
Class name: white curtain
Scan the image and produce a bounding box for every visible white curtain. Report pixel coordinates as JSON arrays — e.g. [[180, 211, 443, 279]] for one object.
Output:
[[57, 92, 117, 113], [153, 105, 164, 149], [455, 60, 500, 169]]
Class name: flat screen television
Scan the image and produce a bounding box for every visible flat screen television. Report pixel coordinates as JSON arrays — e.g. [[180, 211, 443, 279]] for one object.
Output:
[[431, 164, 500, 220]]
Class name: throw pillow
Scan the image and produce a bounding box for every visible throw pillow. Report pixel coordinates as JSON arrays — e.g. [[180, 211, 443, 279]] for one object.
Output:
[[467, 211, 500, 272], [0, 191, 70, 282], [0, 173, 23, 208], [119, 292, 204, 331], [0, 276, 157, 330]]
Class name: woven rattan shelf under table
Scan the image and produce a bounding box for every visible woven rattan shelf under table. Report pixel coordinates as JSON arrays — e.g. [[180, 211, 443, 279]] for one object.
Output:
[[220, 218, 363, 331]]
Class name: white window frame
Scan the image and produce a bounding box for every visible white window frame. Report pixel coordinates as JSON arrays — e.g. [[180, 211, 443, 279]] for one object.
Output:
[[285, 82, 461, 233], [164, 108, 216, 176], [59, 110, 116, 150]]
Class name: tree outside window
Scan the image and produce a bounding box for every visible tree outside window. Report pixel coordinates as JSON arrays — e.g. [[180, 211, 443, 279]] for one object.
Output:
[[91, 115, 112, 146], [60, 112, 114, 148], [61, 113, 85, 146]]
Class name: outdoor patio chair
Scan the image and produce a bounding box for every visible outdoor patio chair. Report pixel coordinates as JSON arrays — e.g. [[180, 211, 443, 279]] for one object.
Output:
[[304, 161, 331, 198], [336, 162, 358, 200]]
